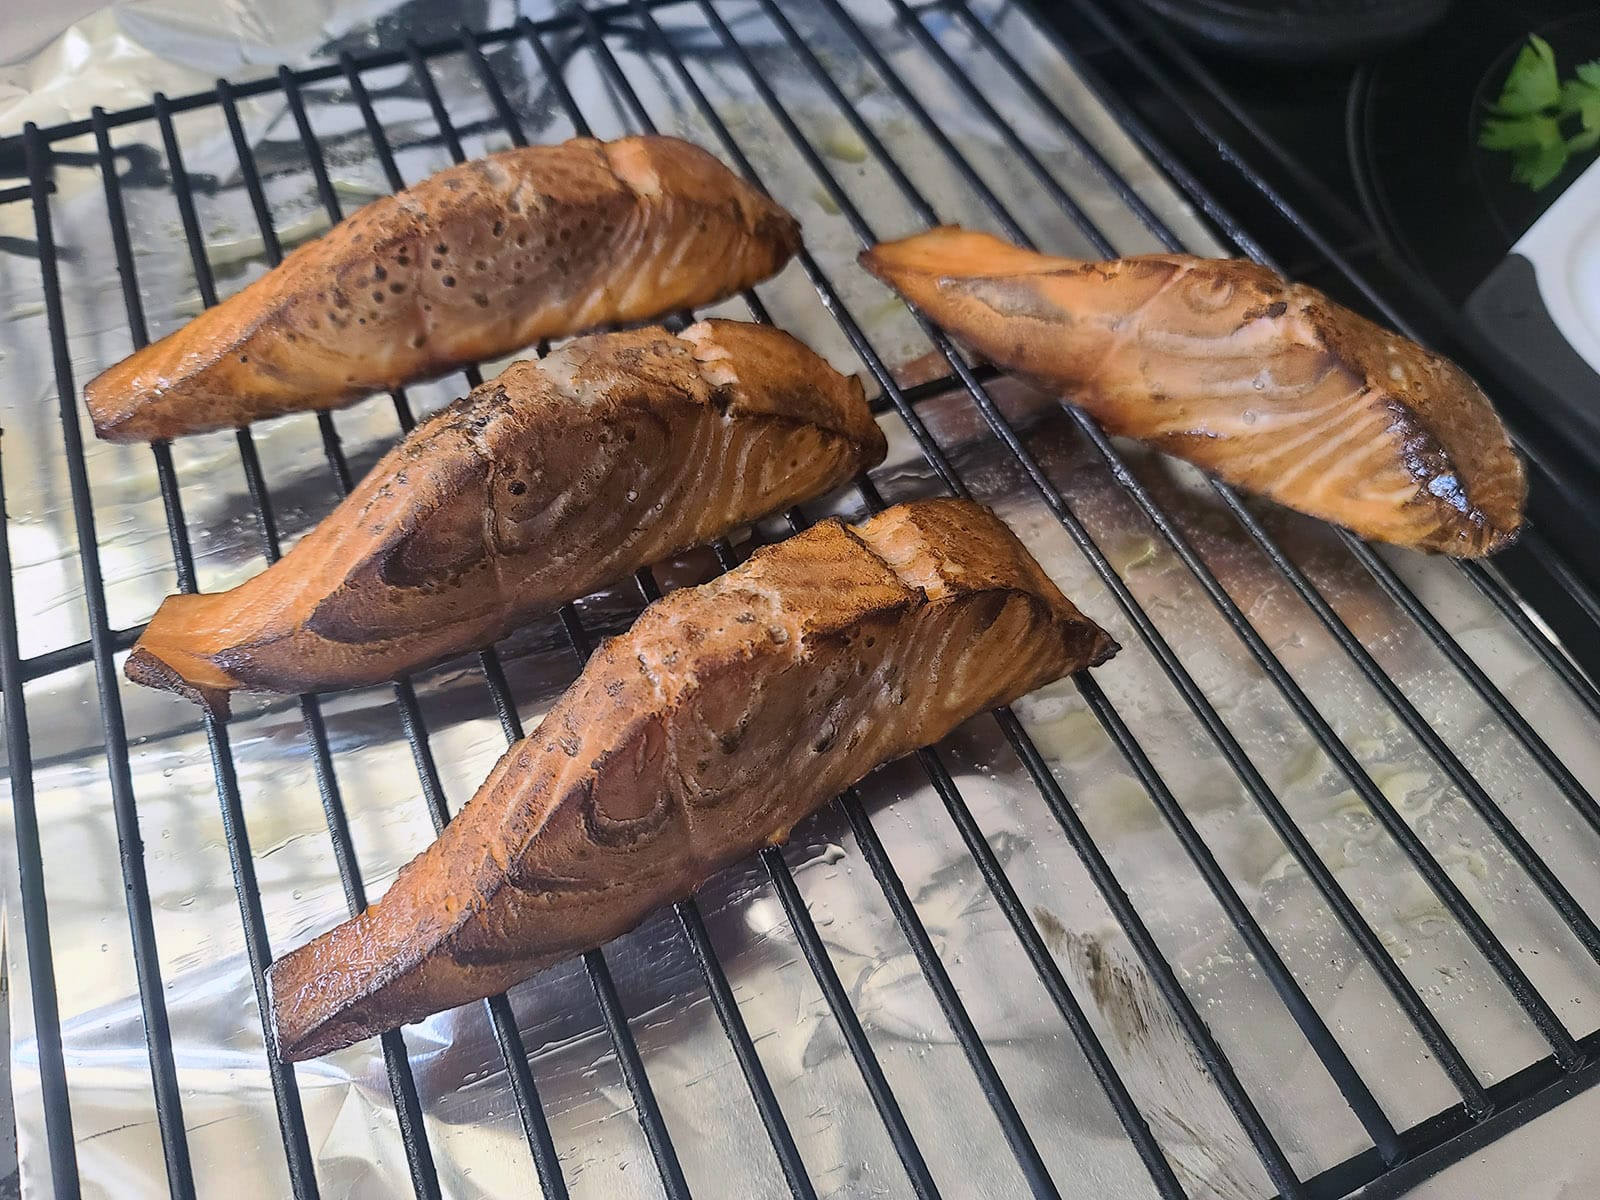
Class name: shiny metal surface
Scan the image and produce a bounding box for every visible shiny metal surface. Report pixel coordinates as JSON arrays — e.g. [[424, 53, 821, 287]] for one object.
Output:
[[2, 1, 1600, 1197]]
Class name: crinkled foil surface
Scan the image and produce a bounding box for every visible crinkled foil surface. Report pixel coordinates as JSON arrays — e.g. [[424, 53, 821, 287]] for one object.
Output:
[[2, 1, 1600, 1197]]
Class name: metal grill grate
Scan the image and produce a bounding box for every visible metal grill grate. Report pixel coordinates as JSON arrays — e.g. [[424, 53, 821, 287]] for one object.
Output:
[[3, 2, 1600, 1197]]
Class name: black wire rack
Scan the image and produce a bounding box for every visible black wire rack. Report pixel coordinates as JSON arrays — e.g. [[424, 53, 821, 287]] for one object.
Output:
[[3, 1, 1600, 1197]]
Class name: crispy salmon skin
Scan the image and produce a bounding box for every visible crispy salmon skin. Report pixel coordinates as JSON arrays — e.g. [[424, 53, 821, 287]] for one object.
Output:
[[266, 498, 1115, 1060], [860, 227, 1525, 556], [86, 136, 800, 441], [124, 320, 884, 716]]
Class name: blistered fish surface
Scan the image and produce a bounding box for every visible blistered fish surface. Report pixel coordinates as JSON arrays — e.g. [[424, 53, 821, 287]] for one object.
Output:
[[85, 137, 801, 441], [125, 320, 885, 712], [266, 498, 1116, 1060]]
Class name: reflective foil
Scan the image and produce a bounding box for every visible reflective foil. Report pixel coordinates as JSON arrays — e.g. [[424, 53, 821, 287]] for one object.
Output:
[[2, 2, 1598, 1198]]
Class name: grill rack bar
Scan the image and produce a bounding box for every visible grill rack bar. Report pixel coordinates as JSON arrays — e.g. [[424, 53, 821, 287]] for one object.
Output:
[[572, 11, 1184, 1195], [469, 6, 1182, 1193], [0, 431, 80, 1198], [756, 0, 1502, 1126], [355, 32, 891, 1198], [22, 126, 199, 1200], [608, 0, 1600, 1184], [1337, 532, 1600, 839], [427, 31, 831, 1193], [921, 0, 1600, 1132], [405, 40, 817, 1197], [537, 17, 1051, 1191], [87, 103, 323, 1200], [337, 57, 575, 1200], [586, 946, 696, 1197], [689, 0, 1456, 1172], [606, 3, 1224, 1191], [988, 0, 1600, 1013], [1459, 562, 1600, 723], [672, 899, 819, 1200], [966, 0, 1600, 1017], [1021, 0, 1600, 1009], [637, 0, 1307, 1189], [1071, 0, 1424, 334], [862, 0, 1588, 1070], [634, 556, 944, 1200], [1068, 402, 1585, 1056], [4, 1, 1600, 1198], [1209, 479, 1600, 951], [765, 0, 1416, 1150], [154, 81, 449, 1198], [278, 57, 577, 1194], [267, 54, 620, 1194], [796, 0, 1501, 1118], [1521, 527, 1600, 634]]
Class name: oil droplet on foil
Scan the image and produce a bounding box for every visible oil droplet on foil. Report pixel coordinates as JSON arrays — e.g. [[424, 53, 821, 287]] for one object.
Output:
[[201, 211, 329, 272], [819, 125, 867, 163], [1377, 768, 1435, 817], [1111, 536, 1157, 573], [332, 178, 389, 204], [862, 296, 908, 327], [1043, 707, 1106, 764], [1279, 742, 1326, 791]]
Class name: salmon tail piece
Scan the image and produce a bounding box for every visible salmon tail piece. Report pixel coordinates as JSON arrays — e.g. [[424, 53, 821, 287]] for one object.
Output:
[[125, 593, 247, 720], [860, 225, 1075, 282], [266, 498, 1116, 1059], [86, 300, 327, 443], [266, 893, 540, 1062], [860, 227, 1527, 558]]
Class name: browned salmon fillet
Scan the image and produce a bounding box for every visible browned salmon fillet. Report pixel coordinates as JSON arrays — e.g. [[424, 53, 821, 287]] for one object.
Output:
[[125, 320, 885, 716], [266, 497, 1116, 1060], [860, 227, 1526, 556], [86, 136, 800, 441]]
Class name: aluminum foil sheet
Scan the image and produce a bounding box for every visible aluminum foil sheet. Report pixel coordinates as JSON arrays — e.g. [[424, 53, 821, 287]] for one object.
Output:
[[3, 1, 1600, 1197]]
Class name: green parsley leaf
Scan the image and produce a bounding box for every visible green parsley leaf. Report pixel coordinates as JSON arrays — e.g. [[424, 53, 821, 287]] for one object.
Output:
[[1480, 113, 1562, 150], [1561, 69, 1600, 132], [1513, 139, 1570, 190], [1480, 39, 1600, 190], [1494, 34, 1561, 115]]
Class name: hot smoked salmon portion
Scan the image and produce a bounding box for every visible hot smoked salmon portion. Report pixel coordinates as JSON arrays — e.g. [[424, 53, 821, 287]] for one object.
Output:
[[86, 137, 800, 441], [125, 320, 884, 715], [860, 227, 1525, 556], [266, 498, 1116, 1061]]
